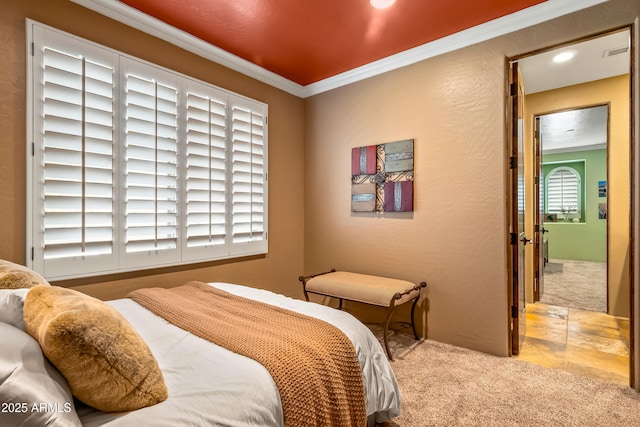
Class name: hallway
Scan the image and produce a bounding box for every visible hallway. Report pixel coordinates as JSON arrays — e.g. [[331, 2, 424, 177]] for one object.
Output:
[[515, 302, 630, 386]]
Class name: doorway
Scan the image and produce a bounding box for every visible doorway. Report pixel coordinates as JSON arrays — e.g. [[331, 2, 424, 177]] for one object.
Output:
[[537, 105, 608, 313], [507, 27, 634, 387]]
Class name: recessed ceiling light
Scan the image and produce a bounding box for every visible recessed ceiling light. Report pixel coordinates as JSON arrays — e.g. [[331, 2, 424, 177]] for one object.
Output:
[[552, 51, 575, 63], [370, 0, 396, 9]]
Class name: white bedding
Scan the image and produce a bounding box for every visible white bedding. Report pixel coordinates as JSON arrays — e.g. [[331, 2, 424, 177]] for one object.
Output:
[[76, 282, 401, 426]]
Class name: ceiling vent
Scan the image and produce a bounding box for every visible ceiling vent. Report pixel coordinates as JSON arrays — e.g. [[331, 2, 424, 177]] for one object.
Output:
[[603, 46, 629, 58]]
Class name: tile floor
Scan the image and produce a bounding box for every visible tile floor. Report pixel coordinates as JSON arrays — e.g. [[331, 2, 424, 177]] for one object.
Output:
[[514, 302, 630, 386]]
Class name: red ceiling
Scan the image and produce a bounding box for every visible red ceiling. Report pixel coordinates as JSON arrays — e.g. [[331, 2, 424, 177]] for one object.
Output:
[[119, 0, 547, 86]]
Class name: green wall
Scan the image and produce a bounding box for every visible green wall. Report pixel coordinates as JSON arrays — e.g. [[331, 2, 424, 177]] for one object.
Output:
[[542, 149, 606, 262]]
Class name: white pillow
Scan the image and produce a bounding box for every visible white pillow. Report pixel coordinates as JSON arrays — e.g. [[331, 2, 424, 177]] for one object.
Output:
[[0, 288, 29, 330], [0, 322, 82, 426]]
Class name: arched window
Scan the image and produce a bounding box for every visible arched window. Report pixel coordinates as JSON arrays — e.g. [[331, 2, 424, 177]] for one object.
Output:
[[545, 166, 581, 217]]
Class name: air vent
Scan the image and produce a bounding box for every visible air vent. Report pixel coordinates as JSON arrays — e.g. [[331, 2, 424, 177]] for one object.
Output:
[[603, 46, 629, 57]]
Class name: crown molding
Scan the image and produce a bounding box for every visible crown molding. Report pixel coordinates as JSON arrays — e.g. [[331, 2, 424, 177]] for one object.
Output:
[[71, 0, 607, 99]]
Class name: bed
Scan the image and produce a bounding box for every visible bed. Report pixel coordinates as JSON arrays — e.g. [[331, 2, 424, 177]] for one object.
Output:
[[0, 262, 401, 427]]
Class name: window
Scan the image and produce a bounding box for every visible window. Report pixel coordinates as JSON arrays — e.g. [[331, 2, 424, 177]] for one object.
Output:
[[27, 22, 267, 280], [545, 166, 581, 219]]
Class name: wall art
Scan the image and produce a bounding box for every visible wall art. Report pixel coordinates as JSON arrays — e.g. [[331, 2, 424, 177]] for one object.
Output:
[[351, 139, 414, 212], [599, 202, 607, 220], [598, 180, 606, 198]]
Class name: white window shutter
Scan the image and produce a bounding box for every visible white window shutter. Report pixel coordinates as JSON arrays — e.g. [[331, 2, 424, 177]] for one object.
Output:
[[120, 59, 179, 268], [31, 28, 118, 278], [546, 167, 580, 214], [230, 100, 268, 255], [183, 81, 229, 261], [28, 22, 268, 280]]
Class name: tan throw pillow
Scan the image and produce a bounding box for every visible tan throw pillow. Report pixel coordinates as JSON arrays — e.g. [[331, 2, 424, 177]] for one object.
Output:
[[0, 260, 50, 289], [23, 285, 168, 413]]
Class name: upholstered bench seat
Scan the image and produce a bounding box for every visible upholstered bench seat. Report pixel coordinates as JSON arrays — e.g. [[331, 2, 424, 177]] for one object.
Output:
[[304, 271, 419, 307], [299, 269, 427, 360]]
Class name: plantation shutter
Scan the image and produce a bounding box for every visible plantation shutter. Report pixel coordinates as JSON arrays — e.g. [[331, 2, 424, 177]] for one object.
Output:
[[230, 100, 268, 255], [32, 28, 118, 278], [546, 168, 580, 214], [29, 21, 268, 280], [121, 59, 179, 267], [183, 81, 229, 260]]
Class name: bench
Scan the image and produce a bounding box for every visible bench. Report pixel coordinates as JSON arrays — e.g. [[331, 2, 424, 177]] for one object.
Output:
[[298, 269, 427, 360]]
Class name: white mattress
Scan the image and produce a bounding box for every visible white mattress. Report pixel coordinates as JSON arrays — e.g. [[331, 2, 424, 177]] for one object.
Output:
[[77, 282, 401, 426]]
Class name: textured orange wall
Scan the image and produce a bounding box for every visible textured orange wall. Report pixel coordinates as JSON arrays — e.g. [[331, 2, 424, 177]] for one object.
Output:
[[0, 0, 305, 300], [304, 46, 511, 356], [303, 0, 639, 356]]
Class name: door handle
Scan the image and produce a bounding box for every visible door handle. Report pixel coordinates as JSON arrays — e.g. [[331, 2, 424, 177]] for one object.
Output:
[[520, 235, 532, 245]]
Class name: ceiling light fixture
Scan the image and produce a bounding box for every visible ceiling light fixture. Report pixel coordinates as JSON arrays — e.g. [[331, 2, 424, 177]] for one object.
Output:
[[370, 0, 396, 9], [552, 51, 575, 63]]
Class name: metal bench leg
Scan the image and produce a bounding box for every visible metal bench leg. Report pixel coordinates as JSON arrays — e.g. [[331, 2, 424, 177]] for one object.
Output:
[[383, 307, 395, 361], [410, 296, 420, 340]]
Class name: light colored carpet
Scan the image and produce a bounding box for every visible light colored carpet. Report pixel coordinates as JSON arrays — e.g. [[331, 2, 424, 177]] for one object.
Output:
[[540, 259, 606, 313], [373, 329, 640, 427]]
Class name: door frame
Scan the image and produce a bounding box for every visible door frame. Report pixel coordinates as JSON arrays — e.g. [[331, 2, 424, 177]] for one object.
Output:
[[507, 61, 527, 356], [505, 25, 636, 388], [534, 115, 543, 303], [533, 103, 611, 309]]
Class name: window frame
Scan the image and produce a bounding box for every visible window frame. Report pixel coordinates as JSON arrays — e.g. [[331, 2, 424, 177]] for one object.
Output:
[[26, 20, 268, 281], [544, 165, 582, 220]]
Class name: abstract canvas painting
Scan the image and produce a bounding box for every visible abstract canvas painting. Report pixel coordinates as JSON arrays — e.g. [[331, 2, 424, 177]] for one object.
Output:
[[351, 139, 414, 213]]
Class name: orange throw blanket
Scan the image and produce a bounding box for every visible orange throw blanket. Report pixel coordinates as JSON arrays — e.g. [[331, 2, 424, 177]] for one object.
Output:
[[128, 282, 367, 427]]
